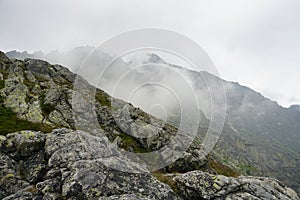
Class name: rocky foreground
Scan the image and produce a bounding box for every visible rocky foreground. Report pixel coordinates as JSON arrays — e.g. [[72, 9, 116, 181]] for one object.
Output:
[[1, 129, 298, 200], [0, 51, 299, 199]]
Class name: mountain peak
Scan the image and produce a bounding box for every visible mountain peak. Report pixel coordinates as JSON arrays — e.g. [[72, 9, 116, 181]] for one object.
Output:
[[144, 53, 167, 64]]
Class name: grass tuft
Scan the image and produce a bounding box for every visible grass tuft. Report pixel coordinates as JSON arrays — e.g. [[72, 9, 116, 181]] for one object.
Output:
[[0, 103, 53, 135], [207, 159, 240, 177], [117, 131, 150, 153], [95, 89, 111, 107]]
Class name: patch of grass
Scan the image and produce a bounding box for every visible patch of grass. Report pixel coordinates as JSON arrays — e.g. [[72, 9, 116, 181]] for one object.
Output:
[[207, 159, 240, 177], [118, 132, 150, 153], [0, 104, 54, 135], [222, 158, 229, 165], [95, 89, 111, 107], [0, 80, 4, 89], [100, 124, 149, 153], [153, 172, 179, 194], [238, 164, 258, 175]]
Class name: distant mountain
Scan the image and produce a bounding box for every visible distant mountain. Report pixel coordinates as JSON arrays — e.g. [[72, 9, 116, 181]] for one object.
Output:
[[6, 46, 95, 71], [6, 48, 300, 194], [143, 54, 300, 193], [6, 50, 45, 60]]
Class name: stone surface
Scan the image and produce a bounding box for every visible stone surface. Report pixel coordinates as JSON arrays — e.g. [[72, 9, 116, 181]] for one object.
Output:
[[0, 52, 299, 199], [0, 129, 180, 199], [173, 171, 299, 200], [1, 129, 298, 199]]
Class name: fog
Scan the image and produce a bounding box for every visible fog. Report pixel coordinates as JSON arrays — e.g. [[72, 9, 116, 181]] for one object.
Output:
[[1, 0, 300, 107]]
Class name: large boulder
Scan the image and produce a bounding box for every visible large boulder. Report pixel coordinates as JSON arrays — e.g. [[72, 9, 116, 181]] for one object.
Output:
[[0, 129, 180, 199], [173, 170, 299, 200]]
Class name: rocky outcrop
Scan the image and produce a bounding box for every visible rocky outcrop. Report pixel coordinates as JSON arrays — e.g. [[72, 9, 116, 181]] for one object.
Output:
[[0, 51, 299, 199], [6, 49, 300, 194], [173, 171, 299, 200], [0, 129, 298, 199], [0, 129, 179, 199]]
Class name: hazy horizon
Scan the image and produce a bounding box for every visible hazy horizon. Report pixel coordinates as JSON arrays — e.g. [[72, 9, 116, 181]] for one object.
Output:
[[1, 0, 300, 107]]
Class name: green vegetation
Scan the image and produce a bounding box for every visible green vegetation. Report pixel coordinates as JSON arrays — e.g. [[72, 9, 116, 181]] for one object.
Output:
[[100, 124, 149, 153], [95, 89, 111, 107], [238, 164, 258, 175], [222, 158, 229, 165], [0, 80, 4, 89], [0, 103, 53, 135], [118, 132, 150, 153], [207, 159, 240, 177]]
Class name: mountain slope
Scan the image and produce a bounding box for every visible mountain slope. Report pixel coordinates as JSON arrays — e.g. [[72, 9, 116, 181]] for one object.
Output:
[[5, 49, 300, 194], [124, 53, 300, 193], [169, 62, 300, 192], [0, 51, 299, 199]]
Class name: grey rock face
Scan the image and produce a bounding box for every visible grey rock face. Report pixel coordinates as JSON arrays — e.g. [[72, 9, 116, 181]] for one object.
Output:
[[0, 131, 45, 199], [0, 129, 180, 199], [98, 194, 152, 199], [1, 129, 298, 199], [0, 52, 299, 199], [173, 171, 299, 200]]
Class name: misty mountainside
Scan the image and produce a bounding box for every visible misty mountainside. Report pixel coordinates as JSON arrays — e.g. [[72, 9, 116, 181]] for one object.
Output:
[[133, 54, 300, 194], [6, 46, 96, 72], [126, 53, 300, 193], [0, 51, 299, 199], [7, 48, 300, 194]]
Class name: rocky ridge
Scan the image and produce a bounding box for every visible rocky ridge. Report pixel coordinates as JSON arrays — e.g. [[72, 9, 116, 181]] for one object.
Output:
[[0, 51, 298, 199], [8, 48, 300, 192]]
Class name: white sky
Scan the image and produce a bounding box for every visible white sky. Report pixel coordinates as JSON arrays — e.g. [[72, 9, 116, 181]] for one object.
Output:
[[0, 0, 299, 107]]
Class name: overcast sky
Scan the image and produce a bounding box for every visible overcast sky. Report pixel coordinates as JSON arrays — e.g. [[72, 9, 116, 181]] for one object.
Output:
[[0, 0, 299, 107]]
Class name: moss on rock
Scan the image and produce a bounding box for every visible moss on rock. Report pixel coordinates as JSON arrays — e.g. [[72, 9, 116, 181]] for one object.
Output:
[[0, 103, 53, 135]]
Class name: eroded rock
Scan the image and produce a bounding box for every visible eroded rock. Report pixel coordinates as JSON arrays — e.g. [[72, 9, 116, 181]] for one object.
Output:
[[173, 171, 299, 200]]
